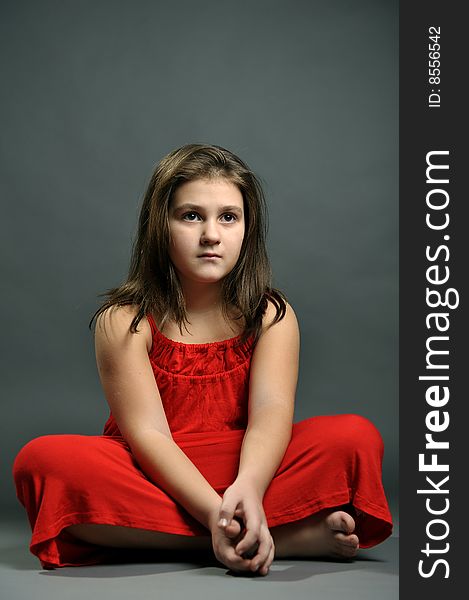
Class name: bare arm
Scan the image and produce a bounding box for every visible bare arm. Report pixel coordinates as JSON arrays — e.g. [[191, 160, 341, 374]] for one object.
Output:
[[215, 302, 299, 574], [94, 305, 222, 531], [236, 301, 299, 496]]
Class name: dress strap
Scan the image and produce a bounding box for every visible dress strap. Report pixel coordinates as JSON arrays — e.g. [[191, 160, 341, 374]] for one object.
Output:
[[145, 312, 158, 337]]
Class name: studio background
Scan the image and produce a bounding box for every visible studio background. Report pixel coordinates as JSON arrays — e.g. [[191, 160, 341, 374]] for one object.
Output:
[[1, 0, 398, 520]]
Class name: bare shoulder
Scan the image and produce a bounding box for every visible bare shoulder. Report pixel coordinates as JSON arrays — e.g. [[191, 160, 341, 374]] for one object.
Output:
[[261, 298, 299, 337], [249, 299, 300, 413], [95, 304, 153, 353]]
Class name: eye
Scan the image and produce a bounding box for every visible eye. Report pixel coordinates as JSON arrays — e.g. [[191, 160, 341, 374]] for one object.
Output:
[[182, 211, 201, 222], [221, 213, 238, 223]]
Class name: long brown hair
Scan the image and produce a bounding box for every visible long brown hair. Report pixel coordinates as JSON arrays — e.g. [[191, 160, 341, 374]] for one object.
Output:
[[89, 143, 287, 345]]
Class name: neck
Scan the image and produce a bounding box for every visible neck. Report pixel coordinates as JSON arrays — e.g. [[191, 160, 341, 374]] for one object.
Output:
[[180, 280, 224, 316]]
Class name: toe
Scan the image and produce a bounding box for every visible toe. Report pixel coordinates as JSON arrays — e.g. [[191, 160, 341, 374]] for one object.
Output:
[[326, 510, 356, 535], [334, 532, 359, 558], [334, 532, 359, 547], [333, 540, 359, 559]]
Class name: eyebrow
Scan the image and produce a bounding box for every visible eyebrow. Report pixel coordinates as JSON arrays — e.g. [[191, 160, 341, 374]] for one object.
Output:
[[172, 203, 243, 215]]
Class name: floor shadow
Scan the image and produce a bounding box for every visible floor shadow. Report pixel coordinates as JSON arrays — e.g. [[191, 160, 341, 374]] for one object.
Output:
[[38, 545, 398, 581], [1, 536, 398, 580], [40, 558, 395, 582]]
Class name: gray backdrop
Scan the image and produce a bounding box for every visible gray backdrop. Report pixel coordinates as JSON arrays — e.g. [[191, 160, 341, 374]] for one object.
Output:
[[1, 0, 398, 515]]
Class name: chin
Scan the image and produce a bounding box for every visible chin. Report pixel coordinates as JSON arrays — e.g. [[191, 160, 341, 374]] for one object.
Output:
[[177, 265, 235, 286], [179, 272, 225, 285], [197, 276, 225, 284]]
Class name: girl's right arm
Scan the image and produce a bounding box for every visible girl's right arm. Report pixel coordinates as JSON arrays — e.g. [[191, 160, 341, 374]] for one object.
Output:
[[94, 305, 222, 531]]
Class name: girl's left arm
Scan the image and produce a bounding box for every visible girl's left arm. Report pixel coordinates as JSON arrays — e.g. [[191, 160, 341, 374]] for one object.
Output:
[[237, 300, 299, 494], [216, 302, 299, 571]]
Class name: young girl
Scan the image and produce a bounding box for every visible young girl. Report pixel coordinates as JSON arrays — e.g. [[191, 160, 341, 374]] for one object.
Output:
[[13, 143, 393, 575]]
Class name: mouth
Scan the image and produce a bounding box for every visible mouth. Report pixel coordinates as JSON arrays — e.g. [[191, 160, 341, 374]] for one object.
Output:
[[198, 253, 222, 258]]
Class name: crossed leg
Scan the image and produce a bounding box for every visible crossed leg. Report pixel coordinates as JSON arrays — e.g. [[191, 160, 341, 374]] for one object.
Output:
[[64, 508, 359, 562]]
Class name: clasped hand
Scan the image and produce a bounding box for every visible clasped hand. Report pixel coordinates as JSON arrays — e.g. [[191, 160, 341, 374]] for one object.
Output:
[[209, 478, 275, 576]]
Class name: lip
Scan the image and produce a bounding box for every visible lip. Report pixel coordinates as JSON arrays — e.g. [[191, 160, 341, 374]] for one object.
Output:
[[198, 253, 222, 258]]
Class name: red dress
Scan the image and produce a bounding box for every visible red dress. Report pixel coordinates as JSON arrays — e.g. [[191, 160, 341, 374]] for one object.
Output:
[[13, 313, 393, 569]]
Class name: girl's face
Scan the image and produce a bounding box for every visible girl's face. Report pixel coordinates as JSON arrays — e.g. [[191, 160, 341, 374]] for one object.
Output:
[[168, 178, 245, 287]]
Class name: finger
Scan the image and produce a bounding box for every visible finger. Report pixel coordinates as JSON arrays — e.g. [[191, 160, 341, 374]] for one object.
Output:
[[247, 527, 272, 569], [224, 518, 243, 539], [249, 541, 269, 569], [241, 541, 259, 559], [234, 510, 261, 555], [225, 547, 256, 572], [218, 496, 242, 529], [235, 526, 260, 556], [234, 516, 262, 556], [222, 515, 244, 543], [250, 540, 273, 574], [229, 509, 245, 533], [258, 542, 275, 576]]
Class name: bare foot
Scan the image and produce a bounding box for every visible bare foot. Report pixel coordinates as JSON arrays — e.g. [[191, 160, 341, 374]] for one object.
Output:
[[273, 510, 360, 560]]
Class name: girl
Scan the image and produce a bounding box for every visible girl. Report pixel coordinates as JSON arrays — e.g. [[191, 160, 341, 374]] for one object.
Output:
[[13, 143, 393, 575]]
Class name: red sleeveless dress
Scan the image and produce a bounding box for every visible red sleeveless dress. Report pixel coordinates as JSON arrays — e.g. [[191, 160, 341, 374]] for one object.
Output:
[[13, 314, 393, 569]]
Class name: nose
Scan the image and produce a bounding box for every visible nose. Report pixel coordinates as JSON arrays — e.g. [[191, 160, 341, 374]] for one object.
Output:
[[200, 219, 221, 246]]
